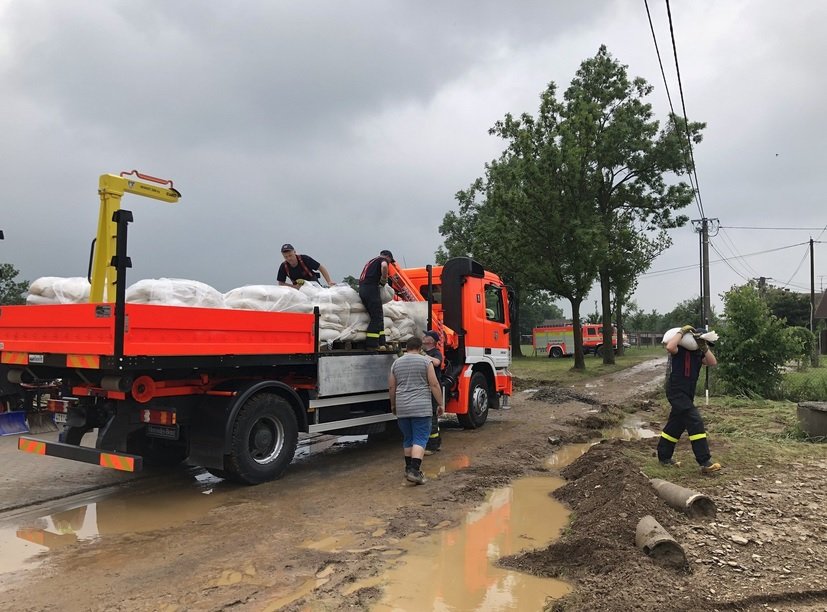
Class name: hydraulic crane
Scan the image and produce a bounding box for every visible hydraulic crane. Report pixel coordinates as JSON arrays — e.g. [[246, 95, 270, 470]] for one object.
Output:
[[89, 171, 180, 302]]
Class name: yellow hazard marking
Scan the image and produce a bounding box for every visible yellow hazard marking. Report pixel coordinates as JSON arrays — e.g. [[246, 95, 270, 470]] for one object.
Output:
[[660, 432, 679, 443], [1, 351, 28, 365], [66, 354, 101, 369], [689, 432, 708, 441], [18, 439, 46, 455], [99, 453, 135, 472]]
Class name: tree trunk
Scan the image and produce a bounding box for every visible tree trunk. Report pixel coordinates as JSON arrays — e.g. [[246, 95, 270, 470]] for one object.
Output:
[[615, 293, 625, 357], [570, 299, 585, 371], [600, 265, 615, 365], [510, 288, 523, 358]]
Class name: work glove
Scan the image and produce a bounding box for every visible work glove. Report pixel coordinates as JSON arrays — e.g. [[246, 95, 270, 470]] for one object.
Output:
[[693, 335, 709, 354], [295, 279, 305, 286], [379, 279, 387, 287], [679, 324, 695, 336]]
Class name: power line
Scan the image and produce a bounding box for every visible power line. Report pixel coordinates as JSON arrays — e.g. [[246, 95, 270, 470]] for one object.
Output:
[[716, 228, 761, 278], [780, 244, 811, 288], [643, 0, 703, 218], [708, 241, 751, 282], [665, 0, 706, 219], [642, 241, 810, 277], [721, 225, 827, 231]]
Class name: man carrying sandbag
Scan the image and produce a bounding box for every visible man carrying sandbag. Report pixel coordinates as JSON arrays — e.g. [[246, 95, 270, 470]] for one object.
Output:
[[658, 325, 722, 474]]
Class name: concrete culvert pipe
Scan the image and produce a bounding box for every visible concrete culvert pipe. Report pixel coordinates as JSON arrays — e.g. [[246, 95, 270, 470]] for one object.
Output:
[[650, 478, 716, 519], [635, 515, 687, 569]]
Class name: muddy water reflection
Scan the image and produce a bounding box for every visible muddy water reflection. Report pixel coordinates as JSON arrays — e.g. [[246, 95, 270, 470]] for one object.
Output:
[[0, 473, 226, 582], [373, 476, 571, 611]]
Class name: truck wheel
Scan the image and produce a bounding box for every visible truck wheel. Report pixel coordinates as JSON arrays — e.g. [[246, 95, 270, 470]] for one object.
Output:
[[548, 347, 563, 358], [225, 393, 298, 485], [458, 372, 489, 429]]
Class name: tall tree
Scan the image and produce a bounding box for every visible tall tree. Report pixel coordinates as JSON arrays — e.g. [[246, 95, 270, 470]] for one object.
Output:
[[609, 221, 671, 356], [560, 46, 704, 365], [0, 263, 28, 305]]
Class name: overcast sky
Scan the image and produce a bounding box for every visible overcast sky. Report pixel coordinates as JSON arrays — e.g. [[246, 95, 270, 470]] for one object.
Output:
[[1, 0, 825, 318]]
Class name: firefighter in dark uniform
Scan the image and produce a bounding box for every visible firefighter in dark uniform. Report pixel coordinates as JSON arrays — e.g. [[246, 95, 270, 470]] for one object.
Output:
[[277, 243, 334, 288], [358, 250, 392, 349], [657, 325, 721, 474], [422, 330, 444, 453]]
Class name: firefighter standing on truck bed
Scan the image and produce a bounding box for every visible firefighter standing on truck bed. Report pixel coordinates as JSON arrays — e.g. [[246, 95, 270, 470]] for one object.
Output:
[[277, 243, 335, 288], [358, 250, 393, 349]]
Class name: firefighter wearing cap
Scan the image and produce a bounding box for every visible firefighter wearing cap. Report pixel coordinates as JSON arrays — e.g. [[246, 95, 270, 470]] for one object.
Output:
[[658, 325, 722, 474], [422, 330, 444, 453], [277, 244, 334, 288], [358, 250, 393, 349]]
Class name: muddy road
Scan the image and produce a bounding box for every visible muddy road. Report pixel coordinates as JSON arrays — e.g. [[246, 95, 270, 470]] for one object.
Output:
[[1, 357, 825, 611]]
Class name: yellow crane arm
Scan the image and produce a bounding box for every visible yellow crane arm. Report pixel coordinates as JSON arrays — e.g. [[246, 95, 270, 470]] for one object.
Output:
[[89, 172, 181, 302]]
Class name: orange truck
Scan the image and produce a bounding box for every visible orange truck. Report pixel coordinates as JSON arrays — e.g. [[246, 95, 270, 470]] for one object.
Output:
[[1, 173, 513, 484], [533, 323, 619, 358]]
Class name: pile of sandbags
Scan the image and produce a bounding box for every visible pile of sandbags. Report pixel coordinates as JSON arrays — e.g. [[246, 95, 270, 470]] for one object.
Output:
[[26, 277, 91, 304], [228, 282, 427, 343], [125, 278, 225, 308], [24, 277, 428, 344]]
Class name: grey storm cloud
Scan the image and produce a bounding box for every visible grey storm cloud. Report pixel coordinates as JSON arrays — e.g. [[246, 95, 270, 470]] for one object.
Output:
[[1, 0, 825, 315]]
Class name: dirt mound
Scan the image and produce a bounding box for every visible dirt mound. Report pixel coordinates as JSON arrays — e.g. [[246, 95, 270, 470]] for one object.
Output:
[[500, 439, 709, 611]]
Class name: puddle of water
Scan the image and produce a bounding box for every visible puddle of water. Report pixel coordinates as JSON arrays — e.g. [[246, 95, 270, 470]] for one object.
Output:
[[545, 442, 592, 468], [294, 434, 368, 459], [603, 417, 657, 440], [372, 476, 571, 611], [424, 453, 472, 480], [0, 474, 227, 582]]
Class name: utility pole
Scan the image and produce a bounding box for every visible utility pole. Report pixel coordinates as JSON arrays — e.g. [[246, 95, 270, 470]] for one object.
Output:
[[691, 218, 717, 327], [810, 238, 819, 367]]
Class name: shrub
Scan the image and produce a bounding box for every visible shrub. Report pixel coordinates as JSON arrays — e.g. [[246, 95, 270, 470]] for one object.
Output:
[[715, 284, 799, 397]]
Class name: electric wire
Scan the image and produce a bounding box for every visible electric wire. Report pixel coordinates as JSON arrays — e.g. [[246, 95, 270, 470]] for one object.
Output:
[[709, 241, 751, 282], [643, 0, 703, 218], [717, 228, 761, 278], [721, 225, 826, 231], [780, 244, 811, 288], [642, 241, 810, 277], [665, 0, 706, 219]]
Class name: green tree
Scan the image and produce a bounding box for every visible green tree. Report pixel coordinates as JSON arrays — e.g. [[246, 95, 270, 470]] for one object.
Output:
[[609, 222, 671, 356], [557, 46, 704, 365], [662, 296, 719, 331], [715, 284, 799, 397], [763, 285, 810, 328], [519, 291, 564, 336], [0, 263, 28, 305]]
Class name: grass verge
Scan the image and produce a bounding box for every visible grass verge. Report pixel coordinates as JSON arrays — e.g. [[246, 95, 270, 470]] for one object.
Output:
[[511, 346, 662, 385], [626, 394, 827, 487]]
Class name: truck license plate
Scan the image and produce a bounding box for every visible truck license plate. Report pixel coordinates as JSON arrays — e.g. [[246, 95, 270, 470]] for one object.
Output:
[[53, 413, 67, 424]]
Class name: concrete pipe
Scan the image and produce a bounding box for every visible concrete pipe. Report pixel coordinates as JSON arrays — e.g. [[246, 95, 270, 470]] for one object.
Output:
[[635, 515, 686, 569], [650, 478, 716, 519]]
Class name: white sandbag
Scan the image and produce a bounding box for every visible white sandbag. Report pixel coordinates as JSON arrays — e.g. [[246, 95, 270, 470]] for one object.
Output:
[[26, 294, 60, 305], [662, 328, 719, 351], [27, 277, 91, 304], [224, 285, 312, 313], [127, 278, 225, 308]]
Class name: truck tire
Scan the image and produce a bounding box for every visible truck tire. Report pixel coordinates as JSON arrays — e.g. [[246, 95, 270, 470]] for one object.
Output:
[[224, 393, 298, 485], [458, 372, 489, 429], [548, 347, 563, 358]]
